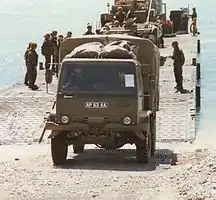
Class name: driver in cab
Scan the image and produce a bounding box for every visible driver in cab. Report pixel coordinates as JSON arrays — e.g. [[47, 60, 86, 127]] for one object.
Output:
[[63, 67, 84, 89]]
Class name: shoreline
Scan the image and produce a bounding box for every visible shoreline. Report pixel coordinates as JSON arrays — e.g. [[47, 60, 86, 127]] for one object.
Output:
[[0, 81, 22, 93]]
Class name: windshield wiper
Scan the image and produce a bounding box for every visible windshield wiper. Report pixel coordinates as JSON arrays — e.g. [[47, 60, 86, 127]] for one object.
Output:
[[58, 91, 76, 97]]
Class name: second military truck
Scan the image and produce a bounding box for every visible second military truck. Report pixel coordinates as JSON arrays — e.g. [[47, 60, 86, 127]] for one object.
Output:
[[42, 34, 160, 165]]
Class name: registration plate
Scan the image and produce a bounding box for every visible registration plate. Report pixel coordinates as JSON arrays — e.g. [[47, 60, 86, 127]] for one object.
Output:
[[84, 102, 108, 108]]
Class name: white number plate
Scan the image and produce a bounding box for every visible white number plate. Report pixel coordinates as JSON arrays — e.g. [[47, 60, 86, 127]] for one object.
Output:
[[85, 102, 108, 108]]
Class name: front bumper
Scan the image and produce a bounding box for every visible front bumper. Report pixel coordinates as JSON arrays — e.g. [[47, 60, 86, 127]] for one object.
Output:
[[45, 122, 145, 132]]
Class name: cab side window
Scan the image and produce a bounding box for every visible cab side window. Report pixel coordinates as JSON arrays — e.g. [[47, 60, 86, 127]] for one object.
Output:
[[140, 68, 150, 110]]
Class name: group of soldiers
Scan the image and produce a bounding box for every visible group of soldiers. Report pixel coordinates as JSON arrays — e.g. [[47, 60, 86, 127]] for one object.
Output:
[[24, 24, 95, 90], [103, 2, 142, 29], [114, 0, 153, 24], [102, 3, 165, 48], [23, 5, 196, 93]]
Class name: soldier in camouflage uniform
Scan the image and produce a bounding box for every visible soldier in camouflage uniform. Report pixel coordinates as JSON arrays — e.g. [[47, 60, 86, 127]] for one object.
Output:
[[84, 24, 95, 35], [64, 31, 72, 39], [114, 7, 126, 26], [126, 1, 137, 20], [27, 43, 39, 90], [24, 42, 32, 85], [50, 31, 58, 73], [171, 41, 185, 93], [57, 34, 64, 62], [58, 35, 64, 46], [41, 33, 52, 70]]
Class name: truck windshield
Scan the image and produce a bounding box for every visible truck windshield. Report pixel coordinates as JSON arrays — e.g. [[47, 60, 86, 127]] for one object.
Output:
[[59, 61, 136, 94]]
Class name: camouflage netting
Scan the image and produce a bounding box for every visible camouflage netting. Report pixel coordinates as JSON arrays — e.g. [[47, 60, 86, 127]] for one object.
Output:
[[100, 40, 136, 59], [66, 40, 137, 59], [65, 42, 104, 58]]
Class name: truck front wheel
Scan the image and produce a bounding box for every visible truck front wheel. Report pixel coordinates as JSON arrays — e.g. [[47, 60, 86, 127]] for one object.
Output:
[[51, 132, 68, 165]]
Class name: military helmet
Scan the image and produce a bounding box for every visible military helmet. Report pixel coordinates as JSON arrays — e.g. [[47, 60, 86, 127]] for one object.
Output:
[[44, 33, 50, 38], [51, 30, 58, 35], [30, 42, 37, 49], [27, 42, 32, 49], [87, 23, 92, 28], [172, 41, 178, 47], [117, 6, 123, 11]]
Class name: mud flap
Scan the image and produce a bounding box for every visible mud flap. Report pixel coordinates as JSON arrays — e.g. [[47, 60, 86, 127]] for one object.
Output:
[[135, 124, 151, 163], [134, 119, 150, 140], [134, 131, 146, 140]]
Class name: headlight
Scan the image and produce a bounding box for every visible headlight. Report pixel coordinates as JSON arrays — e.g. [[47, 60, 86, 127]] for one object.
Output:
[[61, 116, 69, 124], [123, 116, 131, 125]]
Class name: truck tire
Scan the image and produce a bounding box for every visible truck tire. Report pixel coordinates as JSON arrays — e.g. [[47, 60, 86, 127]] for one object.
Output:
[[135, 130, 151, 164], [73, 143, 85, 154], [51, 133, 68, 165], [150, 115, 156, 156]]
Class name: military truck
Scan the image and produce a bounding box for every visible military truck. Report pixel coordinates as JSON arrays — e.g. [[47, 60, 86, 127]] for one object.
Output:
[[42, 34, 160, 165], [99, 0, 166, 46]]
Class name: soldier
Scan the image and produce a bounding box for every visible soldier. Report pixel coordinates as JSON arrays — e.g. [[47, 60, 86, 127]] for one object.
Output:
[[64, 31, 72, 39], [84, 24, 95, 35], [50, 31, 58, 73], [191, 7, 197, 21], [126, 1, 137, 20], [24, 42, 32, 85], [57, 34, 64, 58], [27, 43, 39, 90], [171, 41, 185, 93], [58, 34, 64, 45], [155, 17, 165, 48], [55, 34, 64, 76], [64, 67, 83, 88], [41, 33, 52, 70], [190, 17, 198, 36], [149, 9, 156, 22], [114, 7, 126, 26]]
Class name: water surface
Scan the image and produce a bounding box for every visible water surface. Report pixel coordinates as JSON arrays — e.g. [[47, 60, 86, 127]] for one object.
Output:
[[0, 0, 214, 138]]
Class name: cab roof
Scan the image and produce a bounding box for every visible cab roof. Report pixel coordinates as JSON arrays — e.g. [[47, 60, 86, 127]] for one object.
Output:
[[59, 34, 159, 66], [62, 58, 138, 65]]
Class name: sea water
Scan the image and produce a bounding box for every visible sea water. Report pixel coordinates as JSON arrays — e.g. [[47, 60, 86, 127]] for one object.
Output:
[[0, 0, 214, 138]]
